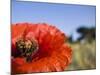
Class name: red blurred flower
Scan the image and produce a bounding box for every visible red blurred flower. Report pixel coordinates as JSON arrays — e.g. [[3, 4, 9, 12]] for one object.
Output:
[[11, 23, 72, 74]]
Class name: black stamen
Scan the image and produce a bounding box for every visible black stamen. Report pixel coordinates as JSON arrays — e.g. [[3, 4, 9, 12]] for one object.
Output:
[[15, 38, 38, 62]]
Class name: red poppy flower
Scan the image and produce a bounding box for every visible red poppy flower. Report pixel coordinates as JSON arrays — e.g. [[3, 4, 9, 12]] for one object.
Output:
[[11, 23, 72, 74]]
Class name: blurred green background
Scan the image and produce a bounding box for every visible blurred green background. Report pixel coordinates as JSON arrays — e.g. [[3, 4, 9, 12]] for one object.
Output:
[[65, 26, 96, 71]]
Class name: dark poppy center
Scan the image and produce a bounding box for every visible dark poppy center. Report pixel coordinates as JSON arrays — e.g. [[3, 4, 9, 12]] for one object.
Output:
[[16, 38, 38, 62]]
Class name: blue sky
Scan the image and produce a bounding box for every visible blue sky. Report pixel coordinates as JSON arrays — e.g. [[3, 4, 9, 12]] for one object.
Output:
[[12, 0, 96, 40]]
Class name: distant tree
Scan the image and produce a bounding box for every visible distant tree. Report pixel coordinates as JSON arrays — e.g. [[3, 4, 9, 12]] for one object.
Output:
[[68, 35, 73, 43], [77, 26, 96, 42]]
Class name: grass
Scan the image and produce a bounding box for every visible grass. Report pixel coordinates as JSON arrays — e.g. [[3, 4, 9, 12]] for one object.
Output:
[[66, 40, 96, 71]]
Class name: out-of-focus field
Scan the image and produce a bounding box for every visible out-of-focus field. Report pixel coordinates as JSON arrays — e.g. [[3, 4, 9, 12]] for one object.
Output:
[[66, 40, 96, 71]]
